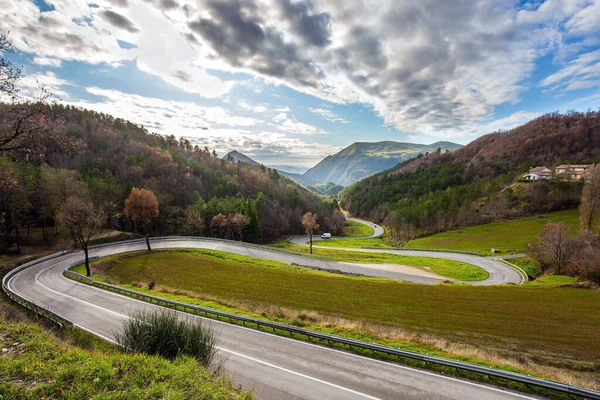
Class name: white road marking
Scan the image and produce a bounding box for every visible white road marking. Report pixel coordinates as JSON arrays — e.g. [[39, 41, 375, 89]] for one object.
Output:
[[216, 346, 382, 400], [13, 244, 536, 400], [54, 267, 538, 399]]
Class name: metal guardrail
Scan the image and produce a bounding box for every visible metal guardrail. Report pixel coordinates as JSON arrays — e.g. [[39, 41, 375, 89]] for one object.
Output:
[[386, 247, 483, 256], [89, 236, 334, 261], [499, 259, 529, 283], [63, 267, 600, 399], [2, 251, 74, 329]]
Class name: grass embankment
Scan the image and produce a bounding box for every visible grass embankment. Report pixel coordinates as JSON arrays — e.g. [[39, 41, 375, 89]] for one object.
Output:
[[407, 209, 580, 254], [271, 241, 487, 280], [343, 220, 375, 236], [84, 249, 600, 390], [0, 319, 248, 399], [311, 237, 395, 248], [0, 251, 249, 399]]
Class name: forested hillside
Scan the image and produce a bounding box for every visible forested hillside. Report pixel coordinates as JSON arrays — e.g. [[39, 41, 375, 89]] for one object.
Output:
[[303, 140, 462, 186], [340, 111, 600, 240], [0, 104, 338, 251]]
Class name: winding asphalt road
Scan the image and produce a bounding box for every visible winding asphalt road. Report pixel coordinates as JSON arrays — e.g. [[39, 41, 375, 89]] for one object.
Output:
[[6, 238, 538, 400], [289, 217, 522, 285]]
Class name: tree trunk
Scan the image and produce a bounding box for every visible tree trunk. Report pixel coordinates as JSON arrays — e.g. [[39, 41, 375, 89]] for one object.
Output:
[[15, 225, 20, 254], [83, 246, 91, 277], [146, 235, 151, 251], [309, 232, 313, 255]]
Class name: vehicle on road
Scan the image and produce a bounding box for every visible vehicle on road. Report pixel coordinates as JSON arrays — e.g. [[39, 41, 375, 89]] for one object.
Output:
[[321, 232, 331, 239]]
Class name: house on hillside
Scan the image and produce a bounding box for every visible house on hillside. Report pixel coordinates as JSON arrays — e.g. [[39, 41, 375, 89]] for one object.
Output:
[[522, 166, 552, 181], [555, 164, 594, 182]]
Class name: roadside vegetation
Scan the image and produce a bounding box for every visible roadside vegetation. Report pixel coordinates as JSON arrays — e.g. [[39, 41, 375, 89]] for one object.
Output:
[[343, 220, 375, 236], [0, 255, 249, 399], [116, 309, 219, 368], [263, 244, 486, 280], [406, 209, 579, 254], [306, 236, 395, 248], [77, 249, 600, 391], [0, 319, 248, 399]]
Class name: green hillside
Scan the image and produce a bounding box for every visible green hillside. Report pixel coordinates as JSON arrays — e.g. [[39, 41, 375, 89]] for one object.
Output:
[[407, 209, 580, 254], [341, 112, 599, 242]]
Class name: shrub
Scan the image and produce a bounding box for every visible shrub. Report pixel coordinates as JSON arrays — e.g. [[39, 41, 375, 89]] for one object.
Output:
[[116, 309, 219, 369]]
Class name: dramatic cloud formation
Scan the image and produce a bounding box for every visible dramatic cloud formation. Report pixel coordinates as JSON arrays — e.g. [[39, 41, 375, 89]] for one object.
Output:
[[1, 0, 599, 164]]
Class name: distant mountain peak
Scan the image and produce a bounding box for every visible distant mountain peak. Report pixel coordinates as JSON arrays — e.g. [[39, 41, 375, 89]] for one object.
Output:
[[303, 140, 462, 186], [223, 150, 259, 166]]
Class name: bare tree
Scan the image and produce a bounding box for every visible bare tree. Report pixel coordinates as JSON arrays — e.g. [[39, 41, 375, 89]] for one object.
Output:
[[580, 165, 600, 234], [124, 188, 159, 251], [229, 212, 250, 241], [302, 211, 319, 255], [57, 197, 105, 276], [332, 209, 346, 236], [1, 32, 22, 100], [528, 222, 571, 275], [210, 213, 227, 238], [0, 32, 75, 156]]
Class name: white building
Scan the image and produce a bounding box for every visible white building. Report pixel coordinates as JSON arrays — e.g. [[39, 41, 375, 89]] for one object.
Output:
[[522, 166, 552, 181]]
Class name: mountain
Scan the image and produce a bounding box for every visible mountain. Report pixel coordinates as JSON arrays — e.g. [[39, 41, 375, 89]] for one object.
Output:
[[340, 111, 600, 240], [221, 151, 321, 188], [0, 104, 338, 246], [307, 182, 345, 196], [268, 165, 309, 174], [303, 141, 462, 186], [277, 170, 318, 187], [224, 150, 259, 166]]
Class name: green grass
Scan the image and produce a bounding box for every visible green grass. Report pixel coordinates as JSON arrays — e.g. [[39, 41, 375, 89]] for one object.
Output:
[[0, 319, 249, 399], [343, 220, 375, 236], [91, 249, 600, 369], [260, 242, 486, 280], [407, 209, 580, 255], [509, 257, 542, 280], [313, 236, 395, 248]]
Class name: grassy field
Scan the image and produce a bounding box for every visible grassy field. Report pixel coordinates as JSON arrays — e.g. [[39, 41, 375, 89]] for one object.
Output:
[[89, 249, 600, 375], [269, 242, 487, 280], [407, 209, 580, 254], [343, 220, 375, 236], [0, 319, 248, 399], [311, 236, 395, 248]]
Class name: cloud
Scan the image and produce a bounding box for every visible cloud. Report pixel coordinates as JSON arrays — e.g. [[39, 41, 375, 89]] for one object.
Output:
[[101, 9, 139, 33], [61, 87, 337, 166], [3, 0, 599, 141], [308, 107, 349, 123], [16, 71, 72, 98], [187, 0, 323, 88], [33, 56, 62, 67], [539, 49, 600, 91], [271, 112, 326, 135], [277, 0, 331, 47]]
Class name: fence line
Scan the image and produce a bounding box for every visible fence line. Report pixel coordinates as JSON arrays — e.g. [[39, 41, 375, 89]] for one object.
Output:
[[63, 266, 600, 400]]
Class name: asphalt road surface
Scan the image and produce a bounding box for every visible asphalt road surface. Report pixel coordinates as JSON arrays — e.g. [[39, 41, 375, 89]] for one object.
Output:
[[288, 217, 522, 285], [6, 240, 539, 400]]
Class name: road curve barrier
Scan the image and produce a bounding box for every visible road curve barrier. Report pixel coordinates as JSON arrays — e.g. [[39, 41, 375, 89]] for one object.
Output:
[[2, 251, 74, 329], [60, 261, 600, 400]]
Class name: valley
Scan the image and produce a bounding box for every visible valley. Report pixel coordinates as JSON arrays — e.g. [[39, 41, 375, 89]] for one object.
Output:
[[2, 20, 600, 399]]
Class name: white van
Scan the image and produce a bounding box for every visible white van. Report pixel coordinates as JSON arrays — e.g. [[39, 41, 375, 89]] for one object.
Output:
[[321, 233, 332, 239]]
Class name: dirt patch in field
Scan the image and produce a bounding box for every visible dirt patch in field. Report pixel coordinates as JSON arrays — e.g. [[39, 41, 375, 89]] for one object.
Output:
[[341, 262, 447, 279]]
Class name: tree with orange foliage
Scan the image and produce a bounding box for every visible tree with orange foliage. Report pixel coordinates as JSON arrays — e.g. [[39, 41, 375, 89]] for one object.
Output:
[[125, 188, 159, 251], [302, 211, 319, 255]]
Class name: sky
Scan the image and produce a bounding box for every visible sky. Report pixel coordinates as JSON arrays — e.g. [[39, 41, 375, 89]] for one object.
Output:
[[2, 0, 600, 167]]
